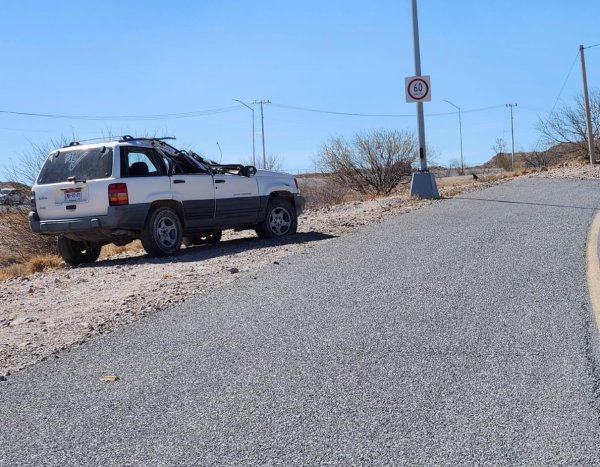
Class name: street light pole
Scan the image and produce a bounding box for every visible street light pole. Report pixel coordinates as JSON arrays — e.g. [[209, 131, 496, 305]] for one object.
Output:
[[443, 100, 464, 175], [506, 103, 517, 171], [233, 99, 256, 166], [253, 99, 271, 169]]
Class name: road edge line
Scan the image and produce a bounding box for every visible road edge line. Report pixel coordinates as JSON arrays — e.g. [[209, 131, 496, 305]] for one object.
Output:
[[586, 211, 600, 333]]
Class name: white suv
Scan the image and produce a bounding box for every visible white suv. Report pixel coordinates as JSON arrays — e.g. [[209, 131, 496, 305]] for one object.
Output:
[[29, 136, 305, 265]]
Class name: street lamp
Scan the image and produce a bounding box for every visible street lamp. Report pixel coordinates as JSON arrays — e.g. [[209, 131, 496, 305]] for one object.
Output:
[[506, 103, 517, 171], [443, 100, 464, 175], [233, 99, 256, 166]]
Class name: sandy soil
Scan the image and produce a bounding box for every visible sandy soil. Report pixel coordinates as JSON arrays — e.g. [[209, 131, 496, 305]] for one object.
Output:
[[1, 168, 596, 376]]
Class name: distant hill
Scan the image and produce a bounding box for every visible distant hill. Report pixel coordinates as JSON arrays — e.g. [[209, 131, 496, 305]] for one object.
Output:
[[0, 181, 30, 192], [482, 143, 587, 169]]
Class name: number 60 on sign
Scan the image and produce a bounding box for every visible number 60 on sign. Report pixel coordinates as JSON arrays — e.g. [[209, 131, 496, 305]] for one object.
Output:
[[405, 75, 431, 103]]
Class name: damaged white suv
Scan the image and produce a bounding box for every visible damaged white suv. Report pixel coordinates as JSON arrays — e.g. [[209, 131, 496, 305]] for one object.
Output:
[[29, 136, 305, 265]]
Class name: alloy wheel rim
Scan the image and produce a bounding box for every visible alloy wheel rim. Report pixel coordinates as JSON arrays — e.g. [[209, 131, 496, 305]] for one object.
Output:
[[269, 207, 291, 235], [157, 218, 177, 247]]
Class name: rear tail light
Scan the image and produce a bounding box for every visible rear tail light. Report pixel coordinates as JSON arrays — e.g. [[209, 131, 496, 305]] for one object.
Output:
[[30, 191, 36, 211], [108, 183, 129, 206]]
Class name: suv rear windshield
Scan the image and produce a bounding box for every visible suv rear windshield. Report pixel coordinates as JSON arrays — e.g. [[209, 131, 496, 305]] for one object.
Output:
[[37, 147, 113, 185]]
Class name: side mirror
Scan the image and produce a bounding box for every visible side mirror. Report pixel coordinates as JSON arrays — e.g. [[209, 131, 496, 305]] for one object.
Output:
[[243, 165, 257, 177]]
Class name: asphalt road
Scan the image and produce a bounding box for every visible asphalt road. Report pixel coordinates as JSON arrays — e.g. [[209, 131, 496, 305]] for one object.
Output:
[[2, 178, 600, 465]]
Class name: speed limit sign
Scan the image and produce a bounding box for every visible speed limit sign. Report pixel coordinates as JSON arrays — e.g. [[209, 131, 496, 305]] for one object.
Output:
[[405, 75, 431, 102]]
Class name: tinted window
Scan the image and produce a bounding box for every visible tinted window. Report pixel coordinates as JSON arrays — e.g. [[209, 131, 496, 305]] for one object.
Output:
[[37, 147, 113, 185], [121, 148, 166, 177]]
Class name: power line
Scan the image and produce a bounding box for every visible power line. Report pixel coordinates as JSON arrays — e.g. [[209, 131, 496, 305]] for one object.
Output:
[[0, 100, 509, 123], [548, 50, 580, 115], [0, 105, 241, 121], [584, 42, 600, 49], [270, 102, 505, 118]]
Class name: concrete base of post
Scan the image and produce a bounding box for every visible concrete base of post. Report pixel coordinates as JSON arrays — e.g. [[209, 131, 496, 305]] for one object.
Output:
[[410, 172, 439, 199]]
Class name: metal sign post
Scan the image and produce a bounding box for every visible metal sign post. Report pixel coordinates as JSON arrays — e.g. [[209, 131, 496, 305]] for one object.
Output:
[[408, 0, 438, 199]]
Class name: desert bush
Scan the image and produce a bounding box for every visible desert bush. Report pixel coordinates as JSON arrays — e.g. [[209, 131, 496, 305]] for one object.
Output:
[[100, 241, 144, 259], [302, 179, 357, 209], [0, 207, 58, 261], [539, 89, 600, 162], [27, 254, 62, 273], [318, 129, 417, 196], [0, 254, 62, 281], [1, 138, 70, 262]]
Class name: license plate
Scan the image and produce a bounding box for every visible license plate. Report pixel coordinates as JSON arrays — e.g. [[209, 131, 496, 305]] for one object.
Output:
[[64, 190, 83, 203]]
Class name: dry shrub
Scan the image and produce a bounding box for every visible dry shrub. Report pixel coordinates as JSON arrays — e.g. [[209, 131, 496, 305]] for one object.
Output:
[[0, 254, 62, 281], [0, 252, 20, 268], [0, 206, 58, 261], [26, 254, 62, 273], [100, 240, 144, 259], [318, 129, 416, 196], [0, 264, 27, 281], [302, 179, 357, 209]]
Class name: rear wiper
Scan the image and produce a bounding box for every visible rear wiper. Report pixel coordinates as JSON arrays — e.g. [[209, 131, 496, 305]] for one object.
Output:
[[67, 176, 87, 183]]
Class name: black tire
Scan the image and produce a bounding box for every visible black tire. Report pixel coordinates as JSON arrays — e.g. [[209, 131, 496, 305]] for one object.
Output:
[[140, 207, 183, 257], [182, 230, 222, 247], [57, 236, 101, 266], [255, 198, 297, 239]]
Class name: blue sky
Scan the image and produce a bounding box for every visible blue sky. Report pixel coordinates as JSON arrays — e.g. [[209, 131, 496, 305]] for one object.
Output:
[[1, 0, 599, 175]]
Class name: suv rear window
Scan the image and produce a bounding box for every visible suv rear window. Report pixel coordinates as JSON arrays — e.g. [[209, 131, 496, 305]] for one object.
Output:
[[37, 147, 113, 185]]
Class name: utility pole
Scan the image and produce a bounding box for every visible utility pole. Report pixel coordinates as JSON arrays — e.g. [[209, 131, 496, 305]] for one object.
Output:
[[233, 99, 256, 166], [253, 99, 271, 169], [443, 100, 464, 175], [580, 45, 596, 164], [506, 103, 517, 171]]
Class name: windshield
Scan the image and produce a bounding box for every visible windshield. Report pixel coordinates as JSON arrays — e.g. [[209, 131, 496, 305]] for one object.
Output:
[[37, 147, 113, 185]]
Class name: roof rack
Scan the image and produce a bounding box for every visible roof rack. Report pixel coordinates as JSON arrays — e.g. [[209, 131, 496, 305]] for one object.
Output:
[[63, 135, 176, 148], [118, 135, 176, 143]]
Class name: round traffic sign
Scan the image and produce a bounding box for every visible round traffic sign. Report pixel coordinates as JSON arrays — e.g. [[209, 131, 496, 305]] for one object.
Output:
[[407, 77, 430, 101]]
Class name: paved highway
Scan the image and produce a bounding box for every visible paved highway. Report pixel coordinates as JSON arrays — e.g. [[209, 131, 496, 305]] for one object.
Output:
[[2, 178, 600, 465]]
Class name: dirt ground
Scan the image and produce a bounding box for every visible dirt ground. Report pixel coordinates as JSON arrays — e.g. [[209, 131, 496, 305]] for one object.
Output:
[[0, 169, 593, 376]]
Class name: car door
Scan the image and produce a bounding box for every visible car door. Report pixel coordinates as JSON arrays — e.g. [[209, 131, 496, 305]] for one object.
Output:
[[119, 146, 172, 205], [168, 155, 216, 228], [213, 172, 260, 225]]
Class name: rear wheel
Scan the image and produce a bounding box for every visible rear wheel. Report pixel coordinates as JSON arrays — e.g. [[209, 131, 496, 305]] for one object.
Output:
[[57, 236, 101, 265], [255, 198, 297, 239], [140, 207, 183, 257]]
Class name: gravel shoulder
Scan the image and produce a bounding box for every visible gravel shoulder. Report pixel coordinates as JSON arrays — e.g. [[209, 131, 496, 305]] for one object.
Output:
[[0, 168, 595, 376]]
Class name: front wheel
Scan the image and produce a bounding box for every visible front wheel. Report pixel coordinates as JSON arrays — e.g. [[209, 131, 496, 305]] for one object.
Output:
[[255, 198, 297, 239], [140, 207, 183, 257], [57, 236, 101, 266]]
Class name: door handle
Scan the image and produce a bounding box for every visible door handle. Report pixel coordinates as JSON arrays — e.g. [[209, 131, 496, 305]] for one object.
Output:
[[173, 179, 186, 184], [215, 180, 226, 184]]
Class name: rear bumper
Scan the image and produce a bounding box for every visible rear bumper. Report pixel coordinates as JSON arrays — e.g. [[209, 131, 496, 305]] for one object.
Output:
[[29, 204, 150, 236]]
